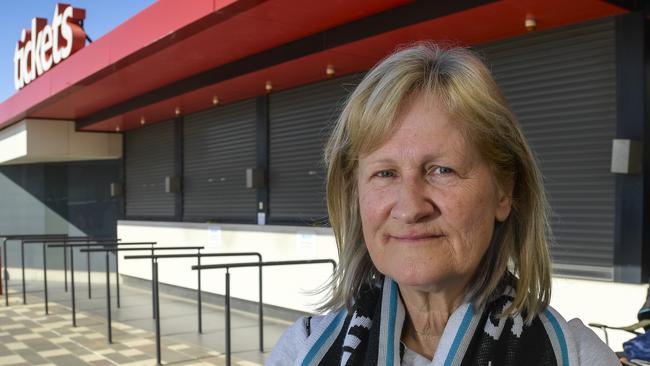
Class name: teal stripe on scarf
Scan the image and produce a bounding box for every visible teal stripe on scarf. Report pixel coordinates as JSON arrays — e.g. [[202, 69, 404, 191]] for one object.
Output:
[[386, 279, 398, 365], [302, 310, 347, 366], [444, 304, 475, 366], [543, 309, 569, 366]]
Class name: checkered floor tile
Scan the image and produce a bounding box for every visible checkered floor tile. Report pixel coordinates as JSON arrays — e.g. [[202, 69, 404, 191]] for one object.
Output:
[[0, 289, 256, 365]]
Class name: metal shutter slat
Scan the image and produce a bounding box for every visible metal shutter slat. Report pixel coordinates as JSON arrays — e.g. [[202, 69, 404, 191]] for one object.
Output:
[[125, 120, 176, 217], [269, 73, 361, 222], [477, 18, 616, 274], [183, 99, 257, 221]]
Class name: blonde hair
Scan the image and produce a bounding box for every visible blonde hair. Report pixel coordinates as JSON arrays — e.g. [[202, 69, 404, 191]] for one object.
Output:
[[322, 43, 552, 323]]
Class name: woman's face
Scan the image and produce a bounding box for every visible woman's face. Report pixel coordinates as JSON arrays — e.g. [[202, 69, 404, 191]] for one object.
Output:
[[357, 94, 512, 293]]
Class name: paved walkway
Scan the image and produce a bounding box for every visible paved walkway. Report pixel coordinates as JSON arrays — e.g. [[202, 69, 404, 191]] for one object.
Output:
[[0, 281, 290, 366]]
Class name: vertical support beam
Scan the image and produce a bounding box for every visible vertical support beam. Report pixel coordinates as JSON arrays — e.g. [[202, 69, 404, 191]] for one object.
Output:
[[21, 240, 26, 304], [3, 239, 8, 306], [258, 260, 264, 351], [105, 251, 112, 344], [0, 239, 2, 297], [115, 251, 120, 308], [614, 12, 649, 283], [225, 269, 231, 366], [255, 96, 269, 350], [87, 240, 92, 299], [120, 133, 127, 219], [153, 260, 162, 366], [255, 95, 270, 224], [197, 251, 202, 334], [43, 244, 48, 315], [151, 246, 156, 319], [70, 246, 76, 327], [173, 116, 184, 221], [63, 245, 68, 292]]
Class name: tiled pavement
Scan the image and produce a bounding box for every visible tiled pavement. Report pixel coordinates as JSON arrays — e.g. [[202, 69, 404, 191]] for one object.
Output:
[[0, 283, 291, 366]]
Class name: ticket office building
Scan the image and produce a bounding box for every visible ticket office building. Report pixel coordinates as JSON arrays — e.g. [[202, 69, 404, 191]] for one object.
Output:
[[0, 1, 647, 316]]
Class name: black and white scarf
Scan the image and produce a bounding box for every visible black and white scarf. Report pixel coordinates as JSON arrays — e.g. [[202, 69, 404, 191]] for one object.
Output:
[[293, 277, 578, 366]]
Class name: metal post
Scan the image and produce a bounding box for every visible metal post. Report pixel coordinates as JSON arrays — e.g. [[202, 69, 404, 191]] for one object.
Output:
[[258, 261, 264, 352], [105, 251, 112, 344], [21, 240, 26, 304], [115, 251, 120, 308], [151, 246, 155, 319], [63, 244, 68, 292], [87, 242, 91, 299], [4, 239, 8, 306], [71, 246, 76, 327], [0, 238, 3, 297], [153, 260, 161, 366], [197, 252, 202, 333], [43, 244, 48, 315], [225, 269, 231, 366]]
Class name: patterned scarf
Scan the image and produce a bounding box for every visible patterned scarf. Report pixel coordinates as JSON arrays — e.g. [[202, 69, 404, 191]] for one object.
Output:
[[294, 276, 578, 366]]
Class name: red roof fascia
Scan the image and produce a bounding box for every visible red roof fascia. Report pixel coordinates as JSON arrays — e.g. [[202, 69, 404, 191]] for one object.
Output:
[[0, 0, 252, 129], [0, 0, 629, 133], [85, 0, 629, 132]]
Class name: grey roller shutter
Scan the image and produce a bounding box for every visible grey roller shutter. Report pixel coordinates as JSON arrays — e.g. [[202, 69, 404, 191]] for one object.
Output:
[[183, 99, 257, 221], [477, 19, 616, 278], [125, 120, 175, 217], [269, 73, 362, 224]]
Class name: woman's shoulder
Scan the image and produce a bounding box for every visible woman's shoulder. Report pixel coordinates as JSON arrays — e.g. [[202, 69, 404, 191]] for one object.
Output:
[[566, 317, 621, 365], [265, 313, 337, 366], [539, 306, 620, 365]]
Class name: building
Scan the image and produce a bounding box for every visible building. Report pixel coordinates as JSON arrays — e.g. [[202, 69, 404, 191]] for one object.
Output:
[[0, 0, 647, 349]]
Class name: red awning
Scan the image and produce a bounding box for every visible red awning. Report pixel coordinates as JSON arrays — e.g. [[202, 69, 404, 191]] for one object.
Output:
[[0, 0, 627, 132]]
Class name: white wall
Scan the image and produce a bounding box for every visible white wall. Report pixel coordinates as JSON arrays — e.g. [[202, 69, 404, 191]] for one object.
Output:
[[550, 277, 646, 352], [0, 119, 122, 165], [0, 122, 27, 162], [117, 221, 338, 313], [118, 220, 646, 351]]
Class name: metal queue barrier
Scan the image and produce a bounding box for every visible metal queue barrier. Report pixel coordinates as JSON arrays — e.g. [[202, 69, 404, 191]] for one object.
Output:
[[2, 234, 68, 306], [124, 252, 264, 365], [80, 246, 205, 344], [47, 242, 156, 325], [1, 236, 337, 365], [191, 259, 337, 366], [22, 236, 112, 296], [21, 238, 125, 315], [55, 236, 120, 293], [21, 237, 107, 305], [2, 235, 119, 306]]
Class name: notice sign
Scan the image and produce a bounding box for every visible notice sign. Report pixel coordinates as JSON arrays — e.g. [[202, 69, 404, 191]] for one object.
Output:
[[296, 232, 317, 257], [207, 225, 222, 249], [14, 4, 86, 90]]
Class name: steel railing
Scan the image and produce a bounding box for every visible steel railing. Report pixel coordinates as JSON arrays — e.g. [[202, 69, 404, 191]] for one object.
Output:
[[191, 259, 337, 366], [80, 246, 205, 344], [47, 242, 156, 325]]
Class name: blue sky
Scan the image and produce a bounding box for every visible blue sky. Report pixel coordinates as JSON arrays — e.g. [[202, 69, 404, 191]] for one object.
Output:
[[1, 0, 157, 103]]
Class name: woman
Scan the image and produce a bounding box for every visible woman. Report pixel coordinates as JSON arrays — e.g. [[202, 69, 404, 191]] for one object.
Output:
[[267, 44, 619, 365]]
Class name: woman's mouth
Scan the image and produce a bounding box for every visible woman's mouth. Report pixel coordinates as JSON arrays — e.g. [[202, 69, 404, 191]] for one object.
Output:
[[390, 233, 445, 241]]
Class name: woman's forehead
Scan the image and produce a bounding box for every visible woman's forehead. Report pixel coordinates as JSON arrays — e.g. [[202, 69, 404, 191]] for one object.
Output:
[[358, 95, 474, 164]]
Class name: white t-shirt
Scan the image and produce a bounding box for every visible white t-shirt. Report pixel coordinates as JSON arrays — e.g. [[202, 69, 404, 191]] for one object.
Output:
[[401, 343, 432, 366]]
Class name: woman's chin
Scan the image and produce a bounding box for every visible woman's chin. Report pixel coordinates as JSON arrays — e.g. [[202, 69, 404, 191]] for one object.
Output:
[[387, 267, 469, 294]]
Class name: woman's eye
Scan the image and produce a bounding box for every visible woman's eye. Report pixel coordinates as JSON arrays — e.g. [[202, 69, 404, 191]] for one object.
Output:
[[429, 166, 454, 175], [375, 170, 395, 178]]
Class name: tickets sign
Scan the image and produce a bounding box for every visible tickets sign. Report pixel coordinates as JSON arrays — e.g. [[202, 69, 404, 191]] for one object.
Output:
[[13, 4, 86, 90]]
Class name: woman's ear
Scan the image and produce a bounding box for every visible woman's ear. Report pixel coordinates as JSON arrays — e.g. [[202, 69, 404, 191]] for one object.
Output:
[[495, 176, 514, 222]]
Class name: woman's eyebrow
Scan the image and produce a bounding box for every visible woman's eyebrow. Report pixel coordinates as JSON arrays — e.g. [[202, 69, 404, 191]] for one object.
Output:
[[364, 153, 446, 166], [364, 158, 396, 166]]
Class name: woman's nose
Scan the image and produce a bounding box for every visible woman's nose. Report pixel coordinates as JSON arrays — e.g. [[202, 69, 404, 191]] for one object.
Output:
[[390, 178, 436, 223]]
